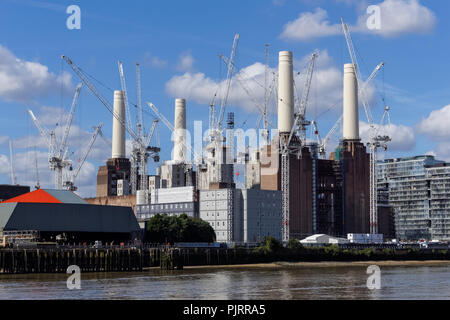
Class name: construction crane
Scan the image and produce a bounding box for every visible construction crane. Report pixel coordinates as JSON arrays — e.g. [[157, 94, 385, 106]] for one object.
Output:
[[63, 123, 103, 191], [59, 82, 82, 160], [341, 18, 391, 234], [28, 82, 82, 189], [9, 140, 17, 185], [62, 56, 160, 194], [119, 61, 160, 193], [212, 34, 239, 135], [62, 56, 139, 141], [34, 146, 40, 189], [137, 118, 159, 191], [219, 54, 276, 134], [295, 52, 318, 144], [312, 116, 342, 159]]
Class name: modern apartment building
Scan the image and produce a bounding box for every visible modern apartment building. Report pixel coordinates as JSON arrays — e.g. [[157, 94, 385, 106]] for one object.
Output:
[[377, 155, 450, 241]]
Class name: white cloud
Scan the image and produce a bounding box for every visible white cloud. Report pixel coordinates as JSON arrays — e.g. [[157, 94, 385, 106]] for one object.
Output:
[[0, 136, 8, 146], [416, 104, 450, 141], [280, 8, 341, 41], [355, 0, 436, 37], [416, 104, 450, 162], [0, 44, 73, 102], [360, 121, 415, 151], [280, 0, 436, 41], [142, 52, 168, 68], [166, 50, 376, 124], [176, 51, 195, 72]]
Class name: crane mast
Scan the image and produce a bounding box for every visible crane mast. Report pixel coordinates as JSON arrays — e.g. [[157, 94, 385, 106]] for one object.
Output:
[[296, 52, 318, 144], [28, 107, 73, 189], [9, 140, 17, 185], [64, 123, 103, 191], [58, 82, 82, 159], [62, 55, 139, 142], [34, 146, 40, 189]]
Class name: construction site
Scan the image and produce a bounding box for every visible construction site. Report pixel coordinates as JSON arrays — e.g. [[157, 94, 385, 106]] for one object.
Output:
[[3, 18, 449, 246]]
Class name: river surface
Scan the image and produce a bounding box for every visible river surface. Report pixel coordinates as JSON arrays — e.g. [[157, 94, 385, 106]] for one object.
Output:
[[0, 264, 449, 300]]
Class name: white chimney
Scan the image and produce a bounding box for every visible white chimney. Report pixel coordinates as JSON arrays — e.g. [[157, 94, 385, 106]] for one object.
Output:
[[112, 90, 126, 159], [173, 98, 186, 162], [343, 63, 359, 140], [277, 51, 294, 135]]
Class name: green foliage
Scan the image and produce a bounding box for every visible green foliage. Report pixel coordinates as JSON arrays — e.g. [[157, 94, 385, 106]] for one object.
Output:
[[286, 239, 303, 251], [323, 244, 340, 256], [145, 214, 216, 244], [254, 236, 283, 255]]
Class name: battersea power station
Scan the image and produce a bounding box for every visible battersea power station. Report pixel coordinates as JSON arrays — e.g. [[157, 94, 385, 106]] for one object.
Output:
[[83, 48, 391, 244]]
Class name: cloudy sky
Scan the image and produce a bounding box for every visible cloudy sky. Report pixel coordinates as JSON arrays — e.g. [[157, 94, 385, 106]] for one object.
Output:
[[0, 0, 449, 197]]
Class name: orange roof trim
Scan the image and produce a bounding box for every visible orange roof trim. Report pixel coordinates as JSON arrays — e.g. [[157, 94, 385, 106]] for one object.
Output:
[[1, 189, 62, 204]]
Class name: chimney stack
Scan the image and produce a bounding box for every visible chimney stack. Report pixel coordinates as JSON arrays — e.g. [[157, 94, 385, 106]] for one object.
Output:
[[277, 51, 294, 135], [173, 98, 186, 162], [112, 90, 126, 159], [343, 63, 359, 140]]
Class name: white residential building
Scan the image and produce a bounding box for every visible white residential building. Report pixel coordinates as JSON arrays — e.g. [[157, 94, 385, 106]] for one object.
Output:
[[199, 188, 282, 244]]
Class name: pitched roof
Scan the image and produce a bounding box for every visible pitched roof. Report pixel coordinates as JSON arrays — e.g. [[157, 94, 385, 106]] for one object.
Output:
[[1, 189, 87, 205]]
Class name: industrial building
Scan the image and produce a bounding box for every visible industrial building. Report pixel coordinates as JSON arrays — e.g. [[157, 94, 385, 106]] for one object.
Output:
[[377, 155, 450, 241], [0, 189, 140, 243]]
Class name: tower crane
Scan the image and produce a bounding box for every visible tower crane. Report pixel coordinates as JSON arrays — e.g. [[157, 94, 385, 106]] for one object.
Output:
[[211, 34, 239, 136], [63, 123, 103, 192], [312, 116, 343, 159], [62, 56, 160, 194], [9, 140, 17, 185], [341, 18, 391, 234], [119, 61, 160, 193], [28, 82, 82, 189], [295, 52, 318, 145]]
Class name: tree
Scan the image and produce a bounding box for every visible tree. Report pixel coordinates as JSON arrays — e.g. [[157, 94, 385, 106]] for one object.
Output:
[[145, 214, 216, 244]]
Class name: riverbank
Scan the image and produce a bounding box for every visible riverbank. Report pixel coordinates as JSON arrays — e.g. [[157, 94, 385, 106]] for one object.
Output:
[[179, 260, 450, 270], [2, 245, 450, 274]]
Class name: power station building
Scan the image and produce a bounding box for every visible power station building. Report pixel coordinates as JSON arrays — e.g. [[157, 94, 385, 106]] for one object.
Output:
[[249, 54, 371, 240]]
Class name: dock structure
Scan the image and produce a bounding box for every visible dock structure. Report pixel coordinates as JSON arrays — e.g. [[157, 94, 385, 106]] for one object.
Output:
[[0, 247, 144, 274]]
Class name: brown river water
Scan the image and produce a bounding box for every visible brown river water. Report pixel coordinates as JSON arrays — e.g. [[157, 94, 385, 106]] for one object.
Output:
[[0, 264, 449, 300]]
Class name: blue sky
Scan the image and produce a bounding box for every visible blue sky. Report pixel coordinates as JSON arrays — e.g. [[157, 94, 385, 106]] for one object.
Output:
[[0, 0, 449, 196]]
